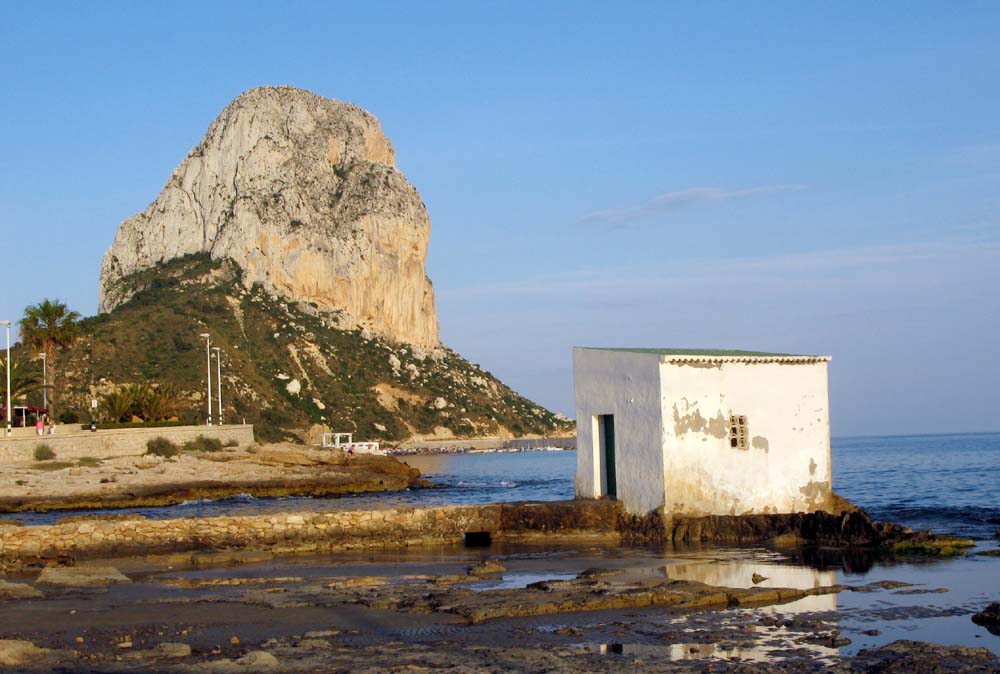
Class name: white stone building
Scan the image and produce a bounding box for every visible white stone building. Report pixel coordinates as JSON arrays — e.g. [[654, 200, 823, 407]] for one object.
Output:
[[573, 348, 833, 516]]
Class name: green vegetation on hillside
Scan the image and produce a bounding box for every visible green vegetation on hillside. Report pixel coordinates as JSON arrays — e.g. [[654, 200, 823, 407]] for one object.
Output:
[[57, 255, 570, 443]]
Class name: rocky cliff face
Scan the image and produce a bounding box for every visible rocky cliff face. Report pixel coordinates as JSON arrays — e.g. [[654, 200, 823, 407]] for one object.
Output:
[[100, 86, 439, 348]]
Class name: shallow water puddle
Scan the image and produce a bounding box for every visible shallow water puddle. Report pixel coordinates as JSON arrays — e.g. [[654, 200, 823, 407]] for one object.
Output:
[[575, 639, 839, 665], [464, 571, 578, 591]]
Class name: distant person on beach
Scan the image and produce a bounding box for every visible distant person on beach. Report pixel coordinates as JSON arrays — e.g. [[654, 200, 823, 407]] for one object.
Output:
[[36, 417, 44, 436], [47, 418, 55, 435]]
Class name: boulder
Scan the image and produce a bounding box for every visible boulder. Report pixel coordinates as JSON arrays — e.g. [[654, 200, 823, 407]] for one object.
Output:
[[303, 423, 331, 447], [0, 640, 49, 667], [193, 650, 280, 673], [37, 565, 131, 586], [849, 640, 999, 672], [235, 651, 279, 668], [467, 559, 506, 576], [0, 581, 43, 600], [972, 602, 1000, 627], [154, 642, 192, 658]]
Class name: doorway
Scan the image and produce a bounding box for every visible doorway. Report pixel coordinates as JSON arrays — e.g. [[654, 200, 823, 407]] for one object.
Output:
[[597, 414, 616, 498]]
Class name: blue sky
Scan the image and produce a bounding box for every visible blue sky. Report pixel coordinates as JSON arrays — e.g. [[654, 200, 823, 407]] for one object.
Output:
[[1, 2, 998, 435]]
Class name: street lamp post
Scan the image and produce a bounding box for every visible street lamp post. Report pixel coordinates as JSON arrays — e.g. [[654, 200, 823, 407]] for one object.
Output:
[[199, 333, 212, 426], [212, 346, 222, 426], [1, 320, 10, 437]]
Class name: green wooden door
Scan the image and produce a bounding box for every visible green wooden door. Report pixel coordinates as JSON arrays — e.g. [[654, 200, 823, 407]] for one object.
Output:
[[600, 414, 617, 498]]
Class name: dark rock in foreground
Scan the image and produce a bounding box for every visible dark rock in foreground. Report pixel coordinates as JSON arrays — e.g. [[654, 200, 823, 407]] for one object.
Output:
[[836, 640, 999, 673], [617, 495, 976, 558], [972, 602, 1000, 628]]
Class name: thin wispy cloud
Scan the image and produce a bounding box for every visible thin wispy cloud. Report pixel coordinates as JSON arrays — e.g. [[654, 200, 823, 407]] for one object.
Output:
[[440, 238, 1000, 300], [579, 184, 806, 225], [949, 142, 1000, 165]]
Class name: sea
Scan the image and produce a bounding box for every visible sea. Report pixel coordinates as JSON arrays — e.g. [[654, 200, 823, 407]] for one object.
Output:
[[6, 432, 1000, 539]]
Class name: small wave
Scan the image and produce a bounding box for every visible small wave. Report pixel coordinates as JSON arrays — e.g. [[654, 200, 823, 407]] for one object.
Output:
[[455, 480, 489, 488], [177, 498, 215, 507], [177, 493, 258, 507], [877, 505, 1000, 523], [871, 504, 1000, 539], [454, 479, 521, 488]]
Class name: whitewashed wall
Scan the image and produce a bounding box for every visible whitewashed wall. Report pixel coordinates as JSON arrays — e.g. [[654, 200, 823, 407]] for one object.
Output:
[[660, 360, 831, 515], [573, 349, 665, 514]]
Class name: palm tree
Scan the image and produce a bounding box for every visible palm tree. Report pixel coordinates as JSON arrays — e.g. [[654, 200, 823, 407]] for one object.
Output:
[[119, 382, 151, 420], [139, 383, 183, 422], [0, 353, 45, 426], [19, 298, 80, 420], [101, 388, 136, 424]]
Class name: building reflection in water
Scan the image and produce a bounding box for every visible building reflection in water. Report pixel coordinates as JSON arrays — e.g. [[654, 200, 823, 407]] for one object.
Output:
[[664, 558, 837, 613], [590, 553, 843, 662]]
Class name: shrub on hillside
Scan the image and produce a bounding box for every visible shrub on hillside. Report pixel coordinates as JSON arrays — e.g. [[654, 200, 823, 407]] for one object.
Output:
[[182, 435, 223, 452], [146, 437, 179, 458], [34, 444, 56, 461]]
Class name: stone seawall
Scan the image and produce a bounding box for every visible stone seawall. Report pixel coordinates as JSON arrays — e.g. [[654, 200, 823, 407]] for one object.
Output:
[[0, 425, 255, 464], [0, 500, 620, 563]]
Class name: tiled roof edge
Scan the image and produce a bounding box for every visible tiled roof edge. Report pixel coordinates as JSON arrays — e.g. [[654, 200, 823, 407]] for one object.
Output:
[[660, 355, 831, 364]]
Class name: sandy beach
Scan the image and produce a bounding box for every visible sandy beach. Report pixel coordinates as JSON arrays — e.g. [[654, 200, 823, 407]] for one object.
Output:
[[0, 445, 423, 514]]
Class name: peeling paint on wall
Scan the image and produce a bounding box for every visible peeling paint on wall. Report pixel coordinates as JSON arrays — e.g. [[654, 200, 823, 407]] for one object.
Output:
[[707, 413, 727, 438], [751, 436, 769, 452], [809, 457, 817, 476], [672, 400, 726, 438], [799, 480, 831, 509]]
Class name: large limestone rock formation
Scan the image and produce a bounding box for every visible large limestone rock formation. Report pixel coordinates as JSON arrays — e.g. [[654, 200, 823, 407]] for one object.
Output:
[[100, 86, 439, 348]]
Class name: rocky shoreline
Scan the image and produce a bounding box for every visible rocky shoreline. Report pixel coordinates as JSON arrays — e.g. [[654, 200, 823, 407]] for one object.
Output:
[[0, 453, 996, 672], [0, 542, 996, 673], [0, 481, 979, 573]]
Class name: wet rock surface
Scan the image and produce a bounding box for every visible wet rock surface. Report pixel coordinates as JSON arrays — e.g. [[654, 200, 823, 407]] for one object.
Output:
[[0, 580, 43, 599], [0, 492, 996, 673], [342, 566, 859, 623], [0, 541, 995, 673], [618, 500, 977, 560], [0, 491, 975, 574], [0, 500, 619, 568], [835, 640, 999, 673]]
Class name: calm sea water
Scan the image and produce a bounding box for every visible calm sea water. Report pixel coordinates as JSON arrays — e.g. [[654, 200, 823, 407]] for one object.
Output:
[[6, 433, 1000, 538], [833, 432, 1000, 539]]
